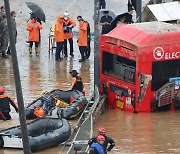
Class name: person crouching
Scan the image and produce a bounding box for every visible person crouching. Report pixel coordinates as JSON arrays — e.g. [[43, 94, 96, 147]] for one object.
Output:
[[0, 87, 18, 120], [69, 70, 84, 93], [26, 16, 42, 56]]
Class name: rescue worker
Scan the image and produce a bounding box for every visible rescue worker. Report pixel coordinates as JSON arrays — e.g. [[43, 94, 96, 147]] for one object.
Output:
[[77, 17, 88, 62], [7, 11, 17, 55], [88, 128, 115, 154], [89, 135, 105, 154], [77, 16, 91, 59], [100, 10, 113, 34], [0, 87, 18, 120], [69, 70, 84, 93], [26, 16, 42, 56], [54, 15, 64, 61], [74, 145, 88, 154], [63, 12, 76, 57], [0, 13, 8, 58], [30, 13, 42, 43]]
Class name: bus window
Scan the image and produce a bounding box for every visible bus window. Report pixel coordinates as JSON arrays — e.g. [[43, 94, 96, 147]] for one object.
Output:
[[102, 51, 136, 84], [152, 60, 180, 91]]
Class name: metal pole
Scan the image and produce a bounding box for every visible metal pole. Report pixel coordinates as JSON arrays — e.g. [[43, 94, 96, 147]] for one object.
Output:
[[4, 1, 31, 153], [94, 0, 100, 89], [136, 0, 142, 22]]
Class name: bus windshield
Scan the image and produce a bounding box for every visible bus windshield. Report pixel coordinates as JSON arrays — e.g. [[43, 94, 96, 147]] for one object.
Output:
[[152, 60, 180, 91], [102, 51, 136, 84]]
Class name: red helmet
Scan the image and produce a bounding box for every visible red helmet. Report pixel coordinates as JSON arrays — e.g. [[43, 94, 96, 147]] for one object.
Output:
[[0, 87, 5, 93], [98, 127, 106, 135], [97, 135, 105, 141]]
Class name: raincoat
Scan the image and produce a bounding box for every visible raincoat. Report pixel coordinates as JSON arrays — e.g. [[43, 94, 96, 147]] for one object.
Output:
[[63, 17, 76, 39], [54, 16, 64, 42], [78, 22, 88, 47], [26, 20, 42, 42]]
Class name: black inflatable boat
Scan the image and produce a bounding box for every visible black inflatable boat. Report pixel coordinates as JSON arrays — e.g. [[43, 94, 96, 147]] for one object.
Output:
[[58, 99, 88, 120], [25, 89, 88, 120], [0, 118, 71, 152], [51, 89, 88, 119]]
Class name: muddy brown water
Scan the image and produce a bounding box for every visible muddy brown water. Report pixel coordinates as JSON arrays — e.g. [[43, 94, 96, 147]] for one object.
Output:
[[1, 0, 180, 153]]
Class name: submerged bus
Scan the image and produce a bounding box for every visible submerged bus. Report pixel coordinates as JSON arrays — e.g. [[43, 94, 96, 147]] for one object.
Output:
[[99, 21, 180, 112]]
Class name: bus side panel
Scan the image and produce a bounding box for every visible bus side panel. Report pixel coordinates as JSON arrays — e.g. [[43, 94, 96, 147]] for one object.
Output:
[[100, 76, 136, 112], [136, 62, 152, 112]]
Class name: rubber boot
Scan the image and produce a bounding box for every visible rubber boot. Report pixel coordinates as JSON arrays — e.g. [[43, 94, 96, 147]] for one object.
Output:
[[29, 47, 32, 56], [35, 47, 39, 56]]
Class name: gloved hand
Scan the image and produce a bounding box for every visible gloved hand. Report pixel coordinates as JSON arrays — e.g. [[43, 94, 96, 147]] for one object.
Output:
[[67, 25, 73, 28], [3, 117, 6, 121]]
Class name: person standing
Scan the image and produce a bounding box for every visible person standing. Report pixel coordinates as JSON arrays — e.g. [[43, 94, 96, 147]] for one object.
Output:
[[63, 12, 76, 57], [100, 10, 113, 34], [26, 16, 42, 56], [77, 16, 91, 59], [77, 17, 88, 62], [54, 15, 64, 61], [88, 128, 115, 154], [0, 13, 8, 58], [30, 13, 42, 44], [0, 87, 18, 120], [69, 70, 84, 93], [100, 0, 106, 9], [128, 0, 136, 12], [7, 11, 17, 55], [89, 135, 105, 154]]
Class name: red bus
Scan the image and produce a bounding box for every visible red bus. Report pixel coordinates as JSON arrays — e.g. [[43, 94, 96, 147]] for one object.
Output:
[[99, 21, 180, 112]]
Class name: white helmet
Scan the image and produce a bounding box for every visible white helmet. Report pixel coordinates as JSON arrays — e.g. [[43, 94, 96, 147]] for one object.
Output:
[[64, 12, 69, 20]]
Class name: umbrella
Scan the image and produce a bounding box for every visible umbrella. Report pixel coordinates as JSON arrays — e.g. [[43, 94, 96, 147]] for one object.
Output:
[[110, 13, 128, 30], [26, 2, 45, 22], [99, 9, 116, 21]]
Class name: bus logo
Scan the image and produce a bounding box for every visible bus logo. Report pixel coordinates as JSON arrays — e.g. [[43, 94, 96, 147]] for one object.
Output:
[[153, 47, 164, 60]]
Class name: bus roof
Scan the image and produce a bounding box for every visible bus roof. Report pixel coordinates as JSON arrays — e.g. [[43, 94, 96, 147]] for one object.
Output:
[[106, 21, 180, 47]]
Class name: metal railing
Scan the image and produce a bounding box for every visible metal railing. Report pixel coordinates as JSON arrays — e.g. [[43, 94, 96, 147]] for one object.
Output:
[[60, 86, 106, 153]]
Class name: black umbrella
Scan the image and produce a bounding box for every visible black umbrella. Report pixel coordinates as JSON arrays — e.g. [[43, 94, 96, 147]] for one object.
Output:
[[110, 13, 128, 30], [26, 2, 45, 22]]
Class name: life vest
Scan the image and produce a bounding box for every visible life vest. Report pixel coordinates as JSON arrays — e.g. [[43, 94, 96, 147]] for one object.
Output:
[[90, 143, 105, 154], [0, 93, 18, 112], [72, 76, 83, 92]]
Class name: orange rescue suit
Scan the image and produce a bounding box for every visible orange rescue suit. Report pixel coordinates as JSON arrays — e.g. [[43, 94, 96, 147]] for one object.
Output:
[[78, 22, 88, 47], [0, 93, 18, 112], [64, 18, 76, 39], [54, 16, 64, 42], [26, 20, 42, 42]]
